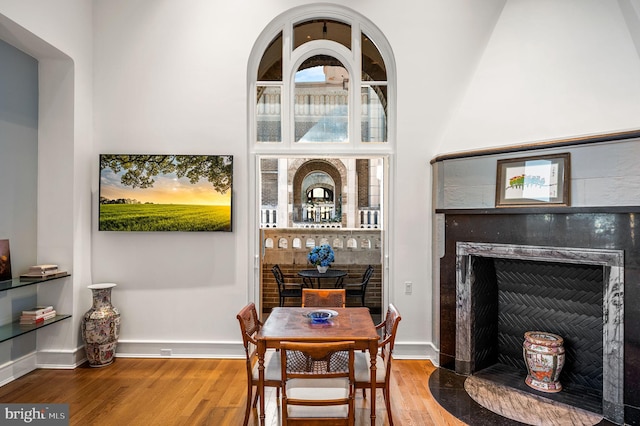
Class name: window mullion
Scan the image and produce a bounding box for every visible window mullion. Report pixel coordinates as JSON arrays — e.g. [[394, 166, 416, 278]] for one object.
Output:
[[351, 21, 362, 147], [282, 23, 293, 148]]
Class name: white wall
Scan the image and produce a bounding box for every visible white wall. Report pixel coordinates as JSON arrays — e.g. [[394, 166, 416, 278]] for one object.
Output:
[[1, 0, 638, 369], [89, 0, 506, 359], [440, 0, 640, 153]]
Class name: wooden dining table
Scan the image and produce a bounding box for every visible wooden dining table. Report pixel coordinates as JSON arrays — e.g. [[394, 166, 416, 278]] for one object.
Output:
[[256, 307, 380, 425]]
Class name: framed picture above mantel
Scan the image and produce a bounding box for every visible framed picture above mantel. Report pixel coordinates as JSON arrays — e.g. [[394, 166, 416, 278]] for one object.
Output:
[[495, 153, 570, 207]]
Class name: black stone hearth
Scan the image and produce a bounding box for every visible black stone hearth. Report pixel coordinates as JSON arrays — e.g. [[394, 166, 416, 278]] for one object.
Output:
[[437, 209, 640, 425], [428, 367, 617, 426]]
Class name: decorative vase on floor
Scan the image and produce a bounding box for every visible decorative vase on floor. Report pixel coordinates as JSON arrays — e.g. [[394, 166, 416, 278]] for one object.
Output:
[[523, 331, 565, 392], [81, 283, 120, 367], [316, 265, 328, 273]]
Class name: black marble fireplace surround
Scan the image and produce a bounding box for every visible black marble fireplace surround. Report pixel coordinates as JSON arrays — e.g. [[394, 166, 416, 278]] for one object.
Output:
[[437, 208, 640, 425]]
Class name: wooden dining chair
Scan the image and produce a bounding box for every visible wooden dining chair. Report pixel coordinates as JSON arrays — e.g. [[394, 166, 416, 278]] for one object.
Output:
[[337, 265, 374, 306], [236, 303, 281, 426], [280, 340, 356, 425], [272, 264, 308, 307], [301, 288, 346, 308], [354, 303, 402, 426]]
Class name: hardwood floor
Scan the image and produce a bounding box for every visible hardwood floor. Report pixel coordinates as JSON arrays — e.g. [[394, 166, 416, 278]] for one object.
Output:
[[0, 358, 465, 426]]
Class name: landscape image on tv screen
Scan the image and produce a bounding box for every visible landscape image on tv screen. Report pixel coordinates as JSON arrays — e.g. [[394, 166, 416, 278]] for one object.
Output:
[[99, 154, 233, 232]]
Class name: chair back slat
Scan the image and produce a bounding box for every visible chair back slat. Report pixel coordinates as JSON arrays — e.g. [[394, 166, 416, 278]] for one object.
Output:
[[301, 288, 346, 308], [272, 264, 305, 306], [353, 303, 401, 426], [280, 341, 356, 425], [380, 303, 402, 364], [237, 303, 261, 350], [237, 302, 282, 426]]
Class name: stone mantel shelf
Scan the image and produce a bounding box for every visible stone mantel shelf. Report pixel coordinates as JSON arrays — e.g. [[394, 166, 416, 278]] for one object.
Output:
[[430, 128, 640, 163], [436, 206, 640, 215]]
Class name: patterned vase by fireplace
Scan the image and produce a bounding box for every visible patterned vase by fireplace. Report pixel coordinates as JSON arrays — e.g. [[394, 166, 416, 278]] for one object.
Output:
[[523, 331, 565, 392], [81, 283, 120, 367]]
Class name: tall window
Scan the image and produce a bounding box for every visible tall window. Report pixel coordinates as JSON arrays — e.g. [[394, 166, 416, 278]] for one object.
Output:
[[250, 6, 394, 310], [251, 6, 394, 151]]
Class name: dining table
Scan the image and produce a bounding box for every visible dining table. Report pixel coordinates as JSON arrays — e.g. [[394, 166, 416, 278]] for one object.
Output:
[[256, 306, 380, 425], [297, 268, 347, 288]]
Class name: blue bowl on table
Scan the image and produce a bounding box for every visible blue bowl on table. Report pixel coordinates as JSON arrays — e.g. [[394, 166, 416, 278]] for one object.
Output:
[[307, 310, 333, 324]]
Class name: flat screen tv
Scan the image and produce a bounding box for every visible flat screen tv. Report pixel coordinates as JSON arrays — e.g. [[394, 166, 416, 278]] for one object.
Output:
[[99, 154, 233, 232]]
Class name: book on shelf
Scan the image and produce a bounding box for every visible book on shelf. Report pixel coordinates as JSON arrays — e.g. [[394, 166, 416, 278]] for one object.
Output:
[[28, 264, 59, 274], [20, 310, 56, 324], [19, 270, 68, 281], [21, 305, 54, 316]]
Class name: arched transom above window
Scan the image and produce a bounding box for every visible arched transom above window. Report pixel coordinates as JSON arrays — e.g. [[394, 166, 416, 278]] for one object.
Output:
[[250, 5, 395, 153]]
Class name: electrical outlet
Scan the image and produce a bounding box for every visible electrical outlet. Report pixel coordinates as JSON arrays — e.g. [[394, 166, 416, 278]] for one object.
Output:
[[404, 281, 412, 295], [160, 349, 172, 357]]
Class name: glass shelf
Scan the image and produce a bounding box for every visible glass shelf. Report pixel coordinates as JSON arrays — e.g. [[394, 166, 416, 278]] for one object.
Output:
[[0, 315, 72, 343], [0, 274, 71, 343], [0, 273, 70, 292]]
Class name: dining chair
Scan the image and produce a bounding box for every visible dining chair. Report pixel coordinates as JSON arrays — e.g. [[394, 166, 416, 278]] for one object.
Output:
[[236, 303, 281, 426], [272, 264, 308, 307], [354, 303, 402, 426], [280, 340, 356, 425], [301, 288, 346, 308], [337, 265, 374, 306]]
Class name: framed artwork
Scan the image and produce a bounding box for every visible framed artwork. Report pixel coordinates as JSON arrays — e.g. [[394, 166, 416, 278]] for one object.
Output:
[[99, 154, 233, 232], [495, 153, 570, 207], [0, 239, 11, 281]]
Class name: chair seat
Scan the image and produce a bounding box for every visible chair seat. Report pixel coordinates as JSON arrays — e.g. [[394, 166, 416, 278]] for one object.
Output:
[[286, 378, 350, 418], [354, 352, 386, 383], [252, 349, 282, 382]]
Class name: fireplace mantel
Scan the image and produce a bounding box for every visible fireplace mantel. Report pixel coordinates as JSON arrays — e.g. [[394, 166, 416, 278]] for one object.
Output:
[[455, 241, 624, 422], [436, 209, 639, 425], [432, 133, 640, 424], [436, 206, 640, 215]]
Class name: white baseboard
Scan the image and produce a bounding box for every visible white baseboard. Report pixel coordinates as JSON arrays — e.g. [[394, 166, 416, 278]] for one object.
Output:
[[36, 346, 86, 369], [393, 341, 439, 363], [0, 340, 440, 388], [0, 352, 37, 387], [116, 339, 438, 361], [115, 340, 245, 359], [0, 347, 85, 388]]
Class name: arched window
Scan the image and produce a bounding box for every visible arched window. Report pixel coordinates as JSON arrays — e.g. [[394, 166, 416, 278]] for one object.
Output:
[[250, 5, 395, 153], [250, 6, 394, 312]]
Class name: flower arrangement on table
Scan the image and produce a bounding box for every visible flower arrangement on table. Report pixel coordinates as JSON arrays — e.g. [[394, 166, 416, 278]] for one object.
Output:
[[307, 244, 335, 268]]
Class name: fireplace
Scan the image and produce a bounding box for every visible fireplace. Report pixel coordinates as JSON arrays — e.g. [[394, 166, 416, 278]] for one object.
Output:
[[436, 210, 640, 425], [455, 242, 624, 422]]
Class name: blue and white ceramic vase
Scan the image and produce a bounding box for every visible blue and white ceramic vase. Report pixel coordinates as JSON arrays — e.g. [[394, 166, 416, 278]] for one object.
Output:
[[81, 283, 120, 367]]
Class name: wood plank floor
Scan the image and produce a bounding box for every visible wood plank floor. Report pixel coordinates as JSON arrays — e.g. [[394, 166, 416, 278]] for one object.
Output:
[[0, 358, 465, 426]]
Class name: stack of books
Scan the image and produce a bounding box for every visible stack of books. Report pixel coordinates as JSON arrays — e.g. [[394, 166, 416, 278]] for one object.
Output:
[[19, 306, 56, 324], [20, 264, 67, 281]]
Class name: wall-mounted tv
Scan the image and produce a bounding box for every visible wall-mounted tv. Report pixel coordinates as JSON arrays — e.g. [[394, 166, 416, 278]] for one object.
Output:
[[99, 154, 233, 232]]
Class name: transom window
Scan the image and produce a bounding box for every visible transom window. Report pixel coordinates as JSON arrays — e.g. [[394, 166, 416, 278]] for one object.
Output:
[[251, 7, 394, 151]]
